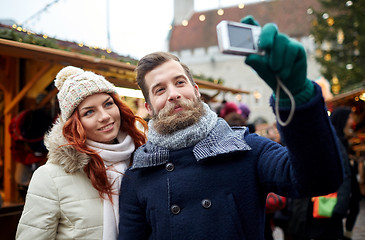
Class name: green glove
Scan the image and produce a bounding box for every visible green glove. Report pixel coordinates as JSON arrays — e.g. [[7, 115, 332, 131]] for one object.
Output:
[[240, 16, 314, 106]]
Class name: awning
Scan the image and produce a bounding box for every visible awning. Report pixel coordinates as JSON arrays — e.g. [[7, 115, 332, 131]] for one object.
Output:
[[0, 38, 249, 94]]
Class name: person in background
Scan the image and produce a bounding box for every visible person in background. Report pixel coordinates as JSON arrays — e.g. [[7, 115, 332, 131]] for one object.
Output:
[[221, 101, 256, 133], [331, 107, 362, 240], [224, 111, 247, 127], [118, 15, 344, 240], [286, 107, 353, 240], [219, 101, 241, 118], [16, 66, 147, 240], [220, 101, 247, 127]]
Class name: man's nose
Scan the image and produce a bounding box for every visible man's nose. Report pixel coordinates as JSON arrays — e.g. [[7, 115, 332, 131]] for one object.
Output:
[[168, 87, 181, 101]]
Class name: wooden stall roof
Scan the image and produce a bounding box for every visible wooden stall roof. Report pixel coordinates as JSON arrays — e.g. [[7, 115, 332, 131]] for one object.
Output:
[[0, 38, 250, 94], [326, 87, 365, 108]]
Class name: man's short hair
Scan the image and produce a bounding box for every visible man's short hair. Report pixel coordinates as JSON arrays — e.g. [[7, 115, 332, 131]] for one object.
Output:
[[135, 52, 195, 104]]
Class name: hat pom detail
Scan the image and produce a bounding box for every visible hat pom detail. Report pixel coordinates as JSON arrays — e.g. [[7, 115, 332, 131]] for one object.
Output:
[[55, 66, 84, 90]]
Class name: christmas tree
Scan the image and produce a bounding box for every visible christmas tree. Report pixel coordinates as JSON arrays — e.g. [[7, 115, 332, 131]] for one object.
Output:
[[311, 0, 365, 94]]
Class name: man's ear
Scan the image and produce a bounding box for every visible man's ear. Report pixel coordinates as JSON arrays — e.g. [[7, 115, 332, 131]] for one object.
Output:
[[145, 102, 153, 116], [194, 84, 201, 98]]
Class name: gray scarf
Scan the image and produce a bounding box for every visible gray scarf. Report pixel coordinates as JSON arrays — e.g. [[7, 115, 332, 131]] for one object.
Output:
[[147, 102, 218, 150]]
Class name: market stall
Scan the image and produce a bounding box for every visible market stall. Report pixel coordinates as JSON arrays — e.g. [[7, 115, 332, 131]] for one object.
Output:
[[0, 38, 250, 204]]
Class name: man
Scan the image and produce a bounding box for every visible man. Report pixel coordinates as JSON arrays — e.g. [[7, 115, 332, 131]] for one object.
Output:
[[118, 16, 343, 240]]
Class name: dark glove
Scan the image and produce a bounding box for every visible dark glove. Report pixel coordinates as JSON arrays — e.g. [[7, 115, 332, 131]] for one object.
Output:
[[240, 16, 314, 106]]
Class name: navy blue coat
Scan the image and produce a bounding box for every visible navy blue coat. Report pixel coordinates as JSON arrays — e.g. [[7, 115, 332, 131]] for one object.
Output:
[[118, 84, 343, 240]]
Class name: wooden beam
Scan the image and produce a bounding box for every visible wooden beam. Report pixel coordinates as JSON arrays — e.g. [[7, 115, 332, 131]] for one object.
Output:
[[1, 57, 19, 202], [0, 39, 250, 94], [194, 79, 250, 94], [4, 63, 52, 115], [38, 87, 58, 108], [0, 38, 135, 72]]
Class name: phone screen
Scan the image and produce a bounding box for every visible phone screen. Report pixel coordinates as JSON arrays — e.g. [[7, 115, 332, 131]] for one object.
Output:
[[227, 24, 255, 50]]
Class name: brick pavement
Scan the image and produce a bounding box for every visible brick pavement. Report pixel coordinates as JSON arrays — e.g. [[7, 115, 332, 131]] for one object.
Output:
[[351, 198, 365, 240]]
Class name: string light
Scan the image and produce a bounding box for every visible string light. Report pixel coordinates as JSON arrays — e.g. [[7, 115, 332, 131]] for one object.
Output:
[[327, 17, 334, 26], [324, 53, 331, 61], [217, 9, 224, 16], [182, 20, 189, 26], [199, 14, 206, 22], [331, 75, 340, 95], [337, 29, 344, 44], [253, 90, 261, 100]]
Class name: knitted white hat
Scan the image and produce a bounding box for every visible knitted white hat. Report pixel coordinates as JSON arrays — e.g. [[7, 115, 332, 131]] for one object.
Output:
[[55, 66, 118, 122]]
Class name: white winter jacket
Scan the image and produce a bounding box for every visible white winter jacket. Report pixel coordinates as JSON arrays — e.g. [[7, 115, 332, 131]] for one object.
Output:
[[16, 120, 104, 239]]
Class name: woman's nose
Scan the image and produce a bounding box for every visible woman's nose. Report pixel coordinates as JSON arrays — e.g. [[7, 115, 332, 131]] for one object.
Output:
[[98, 109, 111, 122]]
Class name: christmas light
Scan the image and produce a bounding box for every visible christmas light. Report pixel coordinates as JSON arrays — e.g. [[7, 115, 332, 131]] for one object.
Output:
[[337, 29, 344, 44], [327, 17, 334, 26], [324, 53, 331, 61], [182, 20, 189, 26]]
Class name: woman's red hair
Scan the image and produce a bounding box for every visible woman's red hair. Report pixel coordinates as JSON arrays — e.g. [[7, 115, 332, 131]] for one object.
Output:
[[62, 93, 147, 202]]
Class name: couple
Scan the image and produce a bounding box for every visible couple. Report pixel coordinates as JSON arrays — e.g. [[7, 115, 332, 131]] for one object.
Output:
[[16, 17, 344, 240]]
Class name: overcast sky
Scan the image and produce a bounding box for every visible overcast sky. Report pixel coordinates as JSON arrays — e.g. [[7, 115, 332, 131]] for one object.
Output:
[[0, 0, 261, 59]]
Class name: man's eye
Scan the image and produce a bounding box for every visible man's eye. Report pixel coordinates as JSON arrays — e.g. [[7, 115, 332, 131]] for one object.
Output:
[[155, 88, 165, 94], [177, 80, 185, 85]]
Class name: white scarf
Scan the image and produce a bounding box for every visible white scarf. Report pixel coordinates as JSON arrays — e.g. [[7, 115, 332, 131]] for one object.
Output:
[[86, 131, 135, 240]]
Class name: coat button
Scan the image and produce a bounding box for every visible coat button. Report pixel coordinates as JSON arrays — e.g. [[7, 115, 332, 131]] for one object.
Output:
[[165, 163, 175, 172], [201, 199, 212, 209], [171, 204, 181, 214]]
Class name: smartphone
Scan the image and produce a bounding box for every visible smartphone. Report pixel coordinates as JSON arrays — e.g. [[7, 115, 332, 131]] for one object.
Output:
[[216, 20, 263, 56]]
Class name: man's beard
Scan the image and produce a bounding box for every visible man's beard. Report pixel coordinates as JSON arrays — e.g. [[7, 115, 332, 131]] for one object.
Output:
[[152, 98, 205, 135]]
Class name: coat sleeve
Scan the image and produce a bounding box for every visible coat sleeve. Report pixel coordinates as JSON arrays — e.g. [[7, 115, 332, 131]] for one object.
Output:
[[16, 165, 60, 240], [118, 170, 151, 240], [255, 82, 344, 197]]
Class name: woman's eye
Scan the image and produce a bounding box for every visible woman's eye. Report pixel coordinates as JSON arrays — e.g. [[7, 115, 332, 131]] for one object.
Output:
[[105, 101, 114, 107], [84, 110, 93, 116]]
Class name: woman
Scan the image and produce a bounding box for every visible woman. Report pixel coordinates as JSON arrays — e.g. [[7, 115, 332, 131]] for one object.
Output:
[[16, 66, 147, 240]]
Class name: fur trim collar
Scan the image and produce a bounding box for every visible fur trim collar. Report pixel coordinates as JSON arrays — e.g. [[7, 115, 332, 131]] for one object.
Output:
[[44, 119, 90, 173]]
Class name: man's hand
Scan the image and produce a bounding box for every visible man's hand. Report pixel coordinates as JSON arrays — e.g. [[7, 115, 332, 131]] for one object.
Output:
[[240, 16, 314, 105]]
